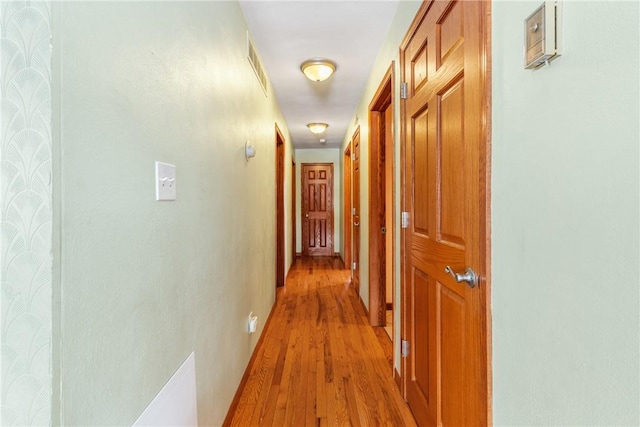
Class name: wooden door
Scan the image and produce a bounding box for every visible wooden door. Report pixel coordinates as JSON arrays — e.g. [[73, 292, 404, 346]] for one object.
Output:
[[302, 163, 333, 256], [292, 157, 297, 259], [369, 66, 394, 327], [384, 105, 394, 318], [351, 128, 361, 293], [343, 144, 352, 268], [401, 1, 490, 426], [276, 125, 285, 287]]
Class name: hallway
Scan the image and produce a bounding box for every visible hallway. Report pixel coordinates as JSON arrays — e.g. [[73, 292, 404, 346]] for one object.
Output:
[[225, 257, 416, 426]]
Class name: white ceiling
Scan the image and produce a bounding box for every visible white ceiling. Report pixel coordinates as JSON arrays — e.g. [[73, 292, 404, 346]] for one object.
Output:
[[239, 1, 400, 149]]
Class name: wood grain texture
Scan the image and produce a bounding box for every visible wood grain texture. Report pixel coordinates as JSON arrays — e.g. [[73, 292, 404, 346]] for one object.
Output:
[[224, 257, 416, 427]]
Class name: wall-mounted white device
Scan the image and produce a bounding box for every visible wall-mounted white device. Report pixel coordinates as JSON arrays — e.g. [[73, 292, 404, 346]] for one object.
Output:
[[248, 312, 258, 334], [155, 161, 176, 201], [524, 1, 562, 69], [245, 141, 256, 161]]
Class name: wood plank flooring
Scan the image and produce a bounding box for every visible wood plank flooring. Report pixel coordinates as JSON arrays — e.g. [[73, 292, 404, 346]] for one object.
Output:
[[225, 257, 417, 427]]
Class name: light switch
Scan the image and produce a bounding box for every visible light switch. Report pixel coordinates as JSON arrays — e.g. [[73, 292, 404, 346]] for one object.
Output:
[[155, 161, 176, 201]]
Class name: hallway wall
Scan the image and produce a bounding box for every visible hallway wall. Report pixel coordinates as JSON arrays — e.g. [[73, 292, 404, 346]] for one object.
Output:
[[51, 2, 292, 425], [491, 1, 639, 424]]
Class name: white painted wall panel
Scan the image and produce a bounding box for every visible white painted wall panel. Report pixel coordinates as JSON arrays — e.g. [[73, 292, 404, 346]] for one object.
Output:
[[492, 1, 639, 424]]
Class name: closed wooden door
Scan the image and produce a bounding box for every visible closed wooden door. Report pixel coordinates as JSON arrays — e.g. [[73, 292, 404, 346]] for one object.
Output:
[[302, 163, 333, 256], [292, 157, 296, 259], [343, 144, 352, 268], [276, 126, 285, 287], [352, 128, 361, 292], [401, 1, 489, 426], [369, 67, 394, 327]]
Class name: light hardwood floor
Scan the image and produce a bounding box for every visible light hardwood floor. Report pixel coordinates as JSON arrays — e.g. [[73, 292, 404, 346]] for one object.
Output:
[[224, 256, 417, 426]]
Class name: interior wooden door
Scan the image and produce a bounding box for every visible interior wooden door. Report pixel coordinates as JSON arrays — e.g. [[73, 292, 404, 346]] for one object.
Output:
[[276, 125, 285, 287], [343, 144, 352, 268], [384, 104, 394, 319], [292, 157, 296, 259], [369, 66, 393, 327], [351, 128, 361, 293], [302, 163, 333, 256], [401, 1, 490, 426]]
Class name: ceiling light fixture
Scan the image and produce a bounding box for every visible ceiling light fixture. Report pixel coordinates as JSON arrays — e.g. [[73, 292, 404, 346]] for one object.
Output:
[[307, 123, 328, 134], [300, 59, 336, 82]]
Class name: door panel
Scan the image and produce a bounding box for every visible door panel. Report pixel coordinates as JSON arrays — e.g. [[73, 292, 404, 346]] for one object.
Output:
[[439, 78, 465, 246], [302, 163, 333, 256], [401, 1, 489, 426]]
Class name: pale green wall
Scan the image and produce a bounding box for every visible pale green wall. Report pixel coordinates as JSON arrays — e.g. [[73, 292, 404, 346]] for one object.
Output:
[[51, 1, 293, 425], [294, 149, 342, 255], [1, 1, 53, 424], [491, 1, 639, 424], [341, 0, 422, 373]]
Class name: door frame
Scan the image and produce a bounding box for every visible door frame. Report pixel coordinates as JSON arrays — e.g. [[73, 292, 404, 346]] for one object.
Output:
[[368, 64, 394, 327], [275, 124, 285, 287], [399, 0, 492, 421], [343, 143, 352, 269]]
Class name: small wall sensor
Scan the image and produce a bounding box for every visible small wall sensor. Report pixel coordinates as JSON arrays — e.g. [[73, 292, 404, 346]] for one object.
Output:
[[245, 141, 256, 161], [524, 1, 562, 69]]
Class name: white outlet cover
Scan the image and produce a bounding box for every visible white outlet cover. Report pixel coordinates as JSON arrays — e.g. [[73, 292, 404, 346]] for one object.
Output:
[[156, 161, 176, 201]]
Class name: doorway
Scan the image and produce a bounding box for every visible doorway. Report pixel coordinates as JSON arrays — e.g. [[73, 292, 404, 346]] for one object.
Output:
[[275, 125, 285, 287], [301, 163, 334, 256], [368, 64, 394, 329]]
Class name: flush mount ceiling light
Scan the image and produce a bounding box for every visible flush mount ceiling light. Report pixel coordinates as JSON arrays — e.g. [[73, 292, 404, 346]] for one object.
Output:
[[307, 122, 329, 134], [300, 59, 336, 82]]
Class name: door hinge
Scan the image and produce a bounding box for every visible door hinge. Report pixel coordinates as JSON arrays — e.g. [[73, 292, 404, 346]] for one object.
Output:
[[401, 211, 410, 229], [401, 339, 409, 357], [352, 262, 357, 271], [400, 82, 408, 99], [352, 207, 356, 215]]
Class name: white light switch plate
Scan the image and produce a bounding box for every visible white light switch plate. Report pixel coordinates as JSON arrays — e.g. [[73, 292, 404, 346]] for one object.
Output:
[[155, 161, 176, 201]]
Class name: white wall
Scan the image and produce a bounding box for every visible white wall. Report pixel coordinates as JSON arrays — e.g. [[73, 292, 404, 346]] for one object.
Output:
[[51, 2, 293, 425], [491, 1, 639, 424], [295, 148, 342, 255]]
